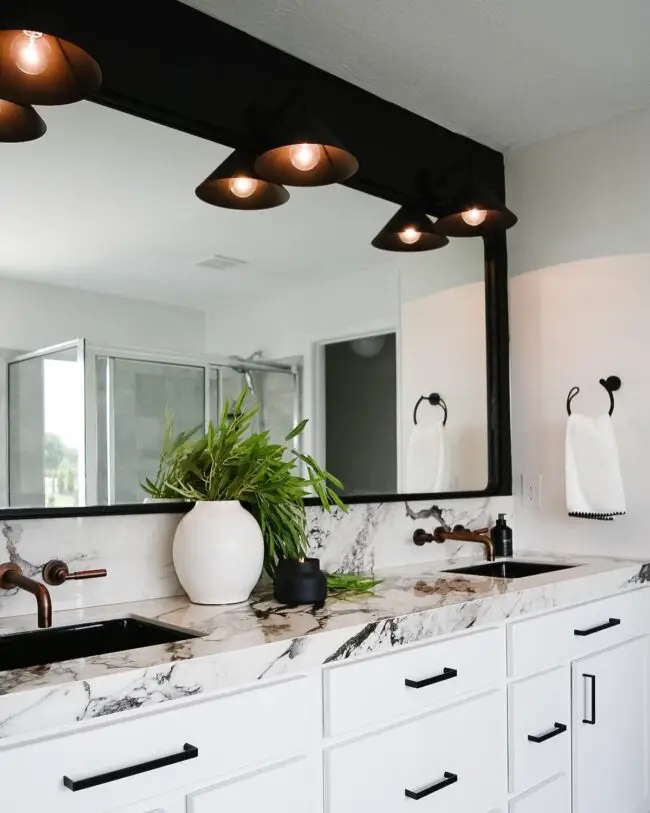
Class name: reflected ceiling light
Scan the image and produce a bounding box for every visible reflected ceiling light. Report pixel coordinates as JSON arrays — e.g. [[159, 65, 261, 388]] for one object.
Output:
[[435, 183, 517, 237], [0, 30, 102, 105], [0, 98, 46, 142], [195, 150, 290, 210], [351, 335, 386, 358], [254, 97, 358, 187], [371, 206, 449, 252]]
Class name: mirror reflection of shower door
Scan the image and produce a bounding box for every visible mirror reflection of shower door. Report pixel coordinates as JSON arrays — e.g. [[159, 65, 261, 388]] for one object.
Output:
[[96, 357, 206, 504], [219, 366, 262, 433], [217, 363, 300, 446], [8, 342, 85, 508]]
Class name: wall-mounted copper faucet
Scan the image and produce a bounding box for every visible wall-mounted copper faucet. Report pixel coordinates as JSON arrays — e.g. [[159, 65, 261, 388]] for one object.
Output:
[[0, 560, 107, 630], [42, 559, 107, 586], [413, 525, 495, 562], [0, 563, 52, 628]]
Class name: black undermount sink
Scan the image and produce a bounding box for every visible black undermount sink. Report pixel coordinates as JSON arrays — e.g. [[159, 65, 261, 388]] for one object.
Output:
[[442, 560, 576, 580], [0, 617, 199, 671]]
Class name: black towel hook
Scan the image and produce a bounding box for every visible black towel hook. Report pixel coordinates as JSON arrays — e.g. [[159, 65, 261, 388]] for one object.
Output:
[[566, 376, 621, 416], [413, 393, 448, 425]]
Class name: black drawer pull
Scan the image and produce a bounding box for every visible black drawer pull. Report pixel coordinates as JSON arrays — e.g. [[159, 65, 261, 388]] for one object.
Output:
[[63, 743, 198, 791], [528, 722, 567, 743], [405, 772, 458, 800], [405, 668, 458, 689], [583, 673, 597, 725], [574, 617, 620, 637]]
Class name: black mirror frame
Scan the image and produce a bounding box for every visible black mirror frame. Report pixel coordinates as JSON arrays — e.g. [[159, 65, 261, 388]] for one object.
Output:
[[0, 0, 511, 520]]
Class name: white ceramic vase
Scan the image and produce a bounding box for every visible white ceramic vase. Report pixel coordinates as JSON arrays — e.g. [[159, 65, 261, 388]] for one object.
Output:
[[172, 500, 264, 605]]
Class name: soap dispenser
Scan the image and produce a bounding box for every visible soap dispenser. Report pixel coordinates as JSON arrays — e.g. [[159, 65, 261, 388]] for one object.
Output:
[[491, 514, 513, 558]]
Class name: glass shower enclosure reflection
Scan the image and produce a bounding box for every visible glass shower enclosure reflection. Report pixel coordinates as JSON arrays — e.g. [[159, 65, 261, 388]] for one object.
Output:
[[4, 340, 301, 508]]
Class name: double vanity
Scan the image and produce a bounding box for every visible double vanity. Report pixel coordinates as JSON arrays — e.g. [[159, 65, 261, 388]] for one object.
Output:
[[1, 552, 649, 813]]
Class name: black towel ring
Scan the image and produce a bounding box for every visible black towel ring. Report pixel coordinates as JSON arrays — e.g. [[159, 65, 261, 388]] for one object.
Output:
[[413, 393, 448, 425], [566, 376, 621, 416]]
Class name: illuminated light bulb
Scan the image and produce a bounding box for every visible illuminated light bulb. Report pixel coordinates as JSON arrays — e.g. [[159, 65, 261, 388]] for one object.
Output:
[[460, 208, 488, 227], [398, 226, 421, 245], [229, 176, 259, 199], [289, 143, 321, 172], [12, 30, 51, 76]]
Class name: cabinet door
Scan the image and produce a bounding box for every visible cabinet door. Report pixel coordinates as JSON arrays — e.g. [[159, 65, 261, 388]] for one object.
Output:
[[572, 636, 649, 813], [326, 690, 507, 813], [106, 791, 185, 813], [510, 774, 570, 813], [187, 759, 310, 813]]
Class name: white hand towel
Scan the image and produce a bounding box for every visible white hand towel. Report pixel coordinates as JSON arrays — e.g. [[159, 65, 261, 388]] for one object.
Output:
[[565, 413, 626, 520], [405, 423, 451, 493]]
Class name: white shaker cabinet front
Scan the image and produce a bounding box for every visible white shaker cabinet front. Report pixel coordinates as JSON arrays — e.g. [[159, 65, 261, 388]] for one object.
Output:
[[187, 758, 310, 813], [571, 636, 649, 813], [326, 690, 507, 813], [107, 792, 186, 813]]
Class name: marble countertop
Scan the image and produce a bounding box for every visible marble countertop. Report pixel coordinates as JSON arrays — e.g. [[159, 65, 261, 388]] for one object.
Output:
[[0, 551, 648, 742]]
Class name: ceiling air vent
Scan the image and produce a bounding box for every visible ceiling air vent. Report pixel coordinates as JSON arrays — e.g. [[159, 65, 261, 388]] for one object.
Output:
[[195, 254, 249, 271]]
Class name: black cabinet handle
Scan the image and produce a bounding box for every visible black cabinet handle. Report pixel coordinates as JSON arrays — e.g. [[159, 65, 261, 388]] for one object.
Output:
[[405, 772, 458, 800], [405, 668, 458, 689], [574, 617, 620, 637], [583, 674, 596, 725], [63, 743, 198, 792], [527, 722, 568, 743]]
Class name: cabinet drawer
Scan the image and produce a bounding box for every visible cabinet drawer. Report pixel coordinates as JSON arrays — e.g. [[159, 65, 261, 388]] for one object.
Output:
[[508, 667, 570, 793], [326, 690, 507, 813], [508, 589, 650, 677], [109, 791, 186, 813], [510, 774, 570, 813], [188, 759, 308, 813], [325, 627, 505, 736], [0, 677, 309, 813]]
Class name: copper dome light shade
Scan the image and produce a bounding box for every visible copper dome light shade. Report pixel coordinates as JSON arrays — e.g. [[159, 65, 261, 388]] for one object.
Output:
[[254, 97, 358, 187], [0, 98, 46, 142], [196, 150, 290, 210], [434, 183, 518, 237], [372, 206, 449, 252], [0, 29, 102, 106]]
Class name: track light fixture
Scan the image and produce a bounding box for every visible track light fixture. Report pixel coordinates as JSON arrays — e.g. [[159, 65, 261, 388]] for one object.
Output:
[[255, 94, 358, 187], [372, 206, 449, 252], [0, 29, 101, 106], [0, 98, 46, 142], [196, 150, 290, 210]]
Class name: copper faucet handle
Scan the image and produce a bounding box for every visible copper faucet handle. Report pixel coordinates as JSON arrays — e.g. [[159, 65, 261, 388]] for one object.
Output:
[[43, 559, 107, 586], [413, 528, 436, 545]]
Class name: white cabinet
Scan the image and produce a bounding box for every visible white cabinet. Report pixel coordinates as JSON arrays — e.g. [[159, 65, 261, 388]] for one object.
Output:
[[325, 627, 505, 736], [187, 759, 309, 813], [326, 690, 507, 813], [572, 636, 649, 813], [1, 676, 309, 813], [107, 792, 186, 813], [508, 667, 570, 793], [509, 774, 570, 813]]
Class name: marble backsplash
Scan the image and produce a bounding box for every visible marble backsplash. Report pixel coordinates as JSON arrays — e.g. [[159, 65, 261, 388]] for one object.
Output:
[[0, 496, 513, 618]]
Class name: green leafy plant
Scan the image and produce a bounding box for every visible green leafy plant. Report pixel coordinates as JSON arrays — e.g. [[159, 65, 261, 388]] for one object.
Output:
[[142, 390, 346, 576], [326, 572, 382, 600]]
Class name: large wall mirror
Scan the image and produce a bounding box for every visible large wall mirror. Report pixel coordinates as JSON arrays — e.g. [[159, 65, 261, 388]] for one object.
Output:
[[0, 100, 508, 516]]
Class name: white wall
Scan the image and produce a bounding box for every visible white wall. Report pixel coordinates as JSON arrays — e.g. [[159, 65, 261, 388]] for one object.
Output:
[[205, 263, 400, 456], [0, 277, 205, 354], [507, 105, 650, 558]]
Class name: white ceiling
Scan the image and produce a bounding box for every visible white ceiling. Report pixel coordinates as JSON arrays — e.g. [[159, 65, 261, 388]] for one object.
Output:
[[183, 0, 650, 150], [0, 101, 395, 310]]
